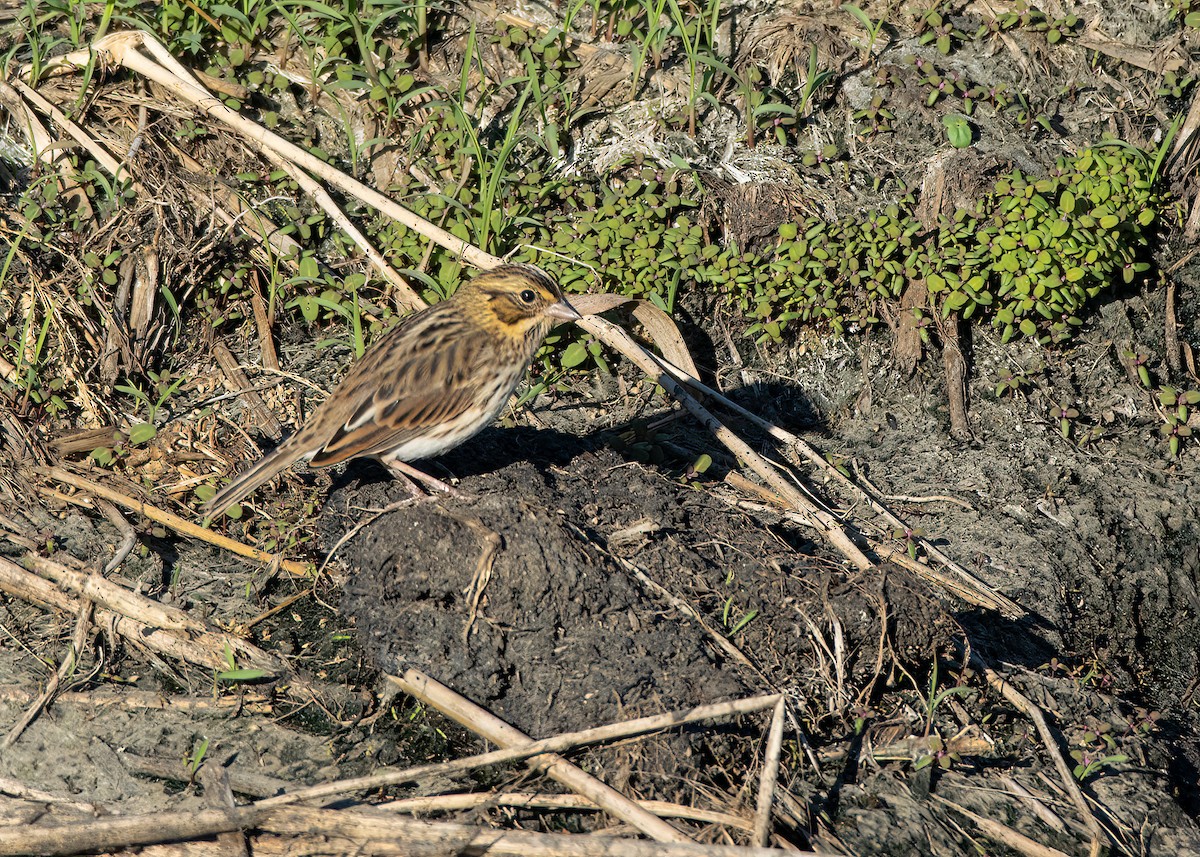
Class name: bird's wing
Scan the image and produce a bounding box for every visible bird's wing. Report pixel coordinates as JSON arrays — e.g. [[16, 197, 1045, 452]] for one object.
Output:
[[308, 312, 486, 467], [310, 384, 481, 467]]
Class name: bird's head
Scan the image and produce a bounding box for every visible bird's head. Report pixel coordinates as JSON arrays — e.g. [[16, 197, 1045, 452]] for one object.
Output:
[[460, 264, 581, 342]]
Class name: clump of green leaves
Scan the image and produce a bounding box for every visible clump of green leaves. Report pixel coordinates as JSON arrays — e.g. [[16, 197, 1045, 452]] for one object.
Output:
[[1070, 724, 1128, 782], [1174, 0, 1200, 28], [721, 142, 1160, 345], [978, 0, 1080, 44], [915, 6, 969, 55], [1156, 386, 1199, 456]]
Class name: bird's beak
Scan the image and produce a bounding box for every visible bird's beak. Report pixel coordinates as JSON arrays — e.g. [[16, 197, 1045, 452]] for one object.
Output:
[[546, 298, 582, 322]]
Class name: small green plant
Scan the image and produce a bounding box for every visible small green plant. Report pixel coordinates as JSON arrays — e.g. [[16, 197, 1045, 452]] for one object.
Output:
[[942, 114, 972, 148], [914, 734, 959, 771], [854, 94, 896, 138], [215, 641, 268, 683], [797, 44, 835, 117], [1076, 425, 1106, 448], [892, 526, 927, 561], [1069, 658, 1116, 690], [994, 368, 1029, 398], [683, 452, 713, 482], [919, 659, 973, 735], [1156, 386, 1199, 456], [841, 3, 888, 59], [1050, 401, 1079, 440], [1123, 350, 1153, 388], [1157, 70, 1195, 100], [1070, 724, 1128, 782], [721, 597, 759, 636], [978, 1, 1079, 44], [115, 369, 187, 426], [185, 737, 209, 781], [71, 367, 185, 465], [915, 6, 968, 55], [665, 0, 721, 137], [1123, 707, 1161, 737], [1180, 4, 1200, 28]]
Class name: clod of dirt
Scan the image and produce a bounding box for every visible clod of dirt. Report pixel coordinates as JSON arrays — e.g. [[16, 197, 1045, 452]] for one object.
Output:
[[337, 489, 751, 739], [330, 427, 958, 740]]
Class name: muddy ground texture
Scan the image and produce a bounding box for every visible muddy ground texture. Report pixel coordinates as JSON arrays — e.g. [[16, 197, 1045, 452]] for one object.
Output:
[[4, 1, 1200, 856], [5, 303, 1200, 856]]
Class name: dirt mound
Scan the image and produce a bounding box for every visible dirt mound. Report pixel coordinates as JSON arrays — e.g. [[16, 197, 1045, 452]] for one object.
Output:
[[331, 432, 951, 739]]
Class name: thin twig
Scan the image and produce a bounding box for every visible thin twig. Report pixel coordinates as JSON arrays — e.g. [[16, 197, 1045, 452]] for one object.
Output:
[[388, 668, 694, 843], [252, 688, 783, 810], [0, 686, 273, 716], [213, 339, 283, 442], [259, 146, 424, 311], [0, 774, 99, 813], [557, 519, 825, 778], [38, 31, 496, 270], [0, 556, 289, 680], [654, 354, 1024, 618], [1, 598, 94, 749], [40, 467, 311, 575], [973, 658, 1109, 857], [930, 794, 1073, 857], [579, 316, 874, 573], [1, 803, 838, 857], [97, 500, 138, 573], [752, 696, 786, 847], [379, 792, 755, 831], [999, 775, 1068, 834]]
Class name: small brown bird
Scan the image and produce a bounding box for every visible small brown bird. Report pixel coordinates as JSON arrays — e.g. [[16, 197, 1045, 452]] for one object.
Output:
[[204, 264, 580, 517]]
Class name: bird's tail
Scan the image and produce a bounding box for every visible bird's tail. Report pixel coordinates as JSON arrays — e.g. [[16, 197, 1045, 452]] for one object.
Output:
[[203, 440, 306, 519]]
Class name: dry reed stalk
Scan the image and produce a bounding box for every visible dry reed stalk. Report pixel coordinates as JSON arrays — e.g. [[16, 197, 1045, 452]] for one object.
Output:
[[40, 466, 310, 575], [0, 555, 286, 678], [379, 791, 754, 831], [253, 686, 781, 809], [0, 803, 838, 857], [751, 696, 787, 847], [930, 794, 1073, 857]]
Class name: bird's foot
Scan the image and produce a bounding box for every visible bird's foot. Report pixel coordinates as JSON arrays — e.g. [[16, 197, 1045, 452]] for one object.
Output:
[[381, 457, 471, 500]]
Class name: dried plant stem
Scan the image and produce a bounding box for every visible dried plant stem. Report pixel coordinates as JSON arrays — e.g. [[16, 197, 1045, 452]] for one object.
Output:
[[654, 355, 1023, 617], [0, 556, 285, 679], [973, 659, 1108, 857], [999, 776, 1068, 834], [98, 500, 139, 573], [612, 550, 758, 673], [254, 687, 782, 810], [40, 467, 310, 575], [389, 668, 694, 843], [0, 80, 96, 222], [1, 598, 93, 749], [0, 686, 273, 716], [0, 803, 830, 857], [930, 794, 1072, 857], [213, 339, 283, 442], [258, 147, 424, 311], [381, 792, 754, 831], [578, 316, 873, 571], [752, 696, 786, 846], [0, 775, 98, 813], [39, 31, 495, 271], [21, 551, 203, 634]]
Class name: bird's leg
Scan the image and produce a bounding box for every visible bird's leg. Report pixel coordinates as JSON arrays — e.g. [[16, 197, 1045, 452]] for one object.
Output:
[[386, 466, 424, 499], [380, 456, 466, 498]]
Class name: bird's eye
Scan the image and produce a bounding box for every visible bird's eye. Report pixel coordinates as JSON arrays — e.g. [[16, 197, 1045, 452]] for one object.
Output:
[[519, 289, 537, 304]]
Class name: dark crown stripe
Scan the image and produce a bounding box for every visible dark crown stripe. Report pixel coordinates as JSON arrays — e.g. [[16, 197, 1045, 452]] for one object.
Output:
[[489, 263, 563, 298]]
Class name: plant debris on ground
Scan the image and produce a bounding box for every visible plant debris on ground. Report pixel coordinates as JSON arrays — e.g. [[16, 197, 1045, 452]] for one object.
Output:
[[1, 0, 1200, 855]]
